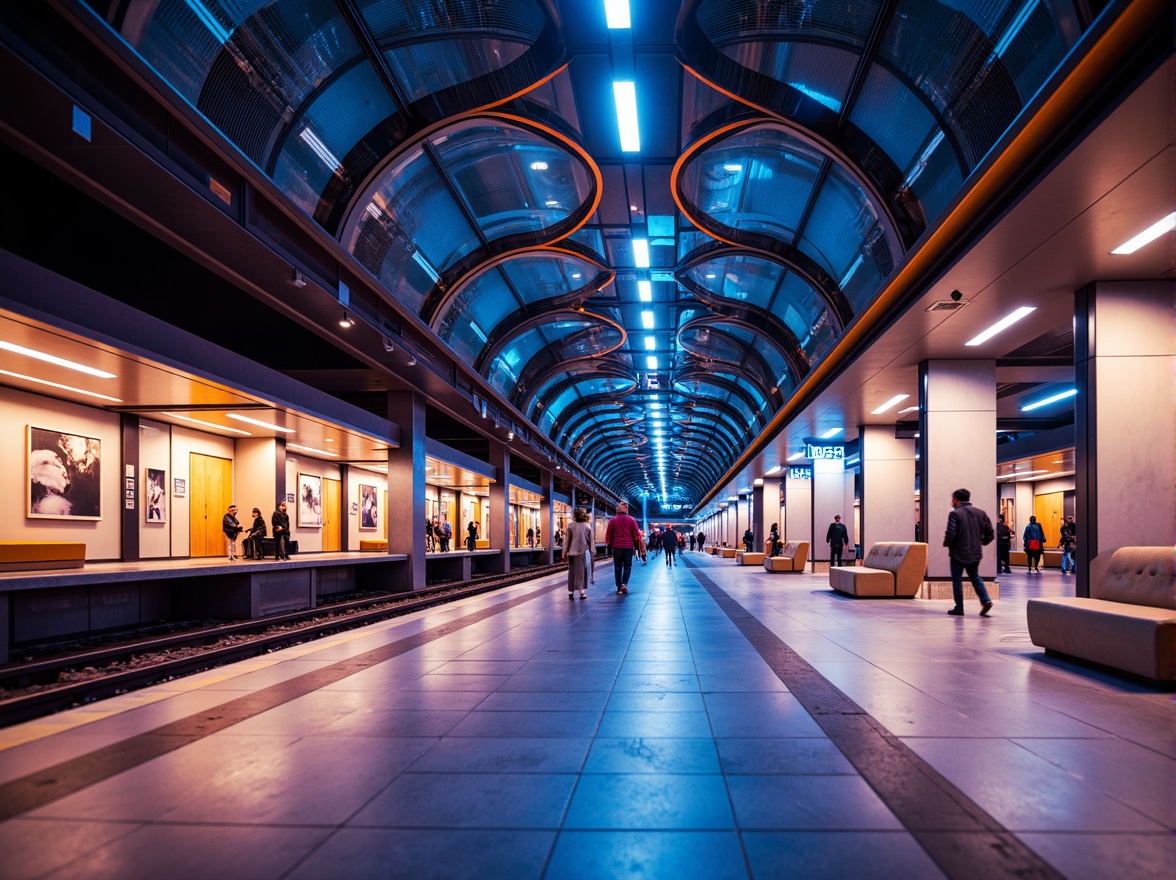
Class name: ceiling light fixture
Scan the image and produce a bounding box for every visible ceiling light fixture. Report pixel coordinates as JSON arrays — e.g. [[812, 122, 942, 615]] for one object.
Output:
[[0, 340, 116, 378], [640, 310, 654, 329], [339, 311, 354, 328], [644, 336, 656, 350], [613, 81, 640, 152], [787, 451, 805, 461], [897, 405, 920, 415], [821, 427, 843, 439], [0, 368, 122, 401], [1021, 388, 1077, 411], [226, 413, 296, 433], [167, 413, 250, 435], [1111, 211, 1176, 254], [382, 336, 394, 352], [287, 443, 338, 458], [604, 0, 631, 28], [638, 279, 652, 301], [632, 238, 650, 268], [291, 268, 306, 288], [871, 393, 910, 414], [964, 306, 1035, 346]]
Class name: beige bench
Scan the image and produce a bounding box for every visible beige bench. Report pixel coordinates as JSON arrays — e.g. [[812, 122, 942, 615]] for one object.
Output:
[[719, 547, 737, 558], [1010, 549, 1062, 568], [1027, 546, 1175, 681], [735, 551, 765, 565], [763, 541, 810, 573], [359, 540, 388, 551], [829, 542, 927, 597], [0, 541, 86, 572]]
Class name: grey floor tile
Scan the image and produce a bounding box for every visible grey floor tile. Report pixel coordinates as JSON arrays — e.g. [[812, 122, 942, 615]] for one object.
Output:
[[596, 710, 713, 738], [545, 831, 747, 880], [742, 830, 946, 879], [350, 772, 575, 828], [563, 774, 734, 829], [583, 737, 721, 774], [445, 710, 601, 738], [411, 736, 591, 773], [0, 818, 140, 880], [286, 829, 554, 880], [1017, 831, 1176, 880], [716, 738, 856, 775], [728, 776, 903, 830]]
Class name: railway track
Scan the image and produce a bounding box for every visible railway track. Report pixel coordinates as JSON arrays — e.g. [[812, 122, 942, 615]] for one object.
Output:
[[0, 562, 571, 727]]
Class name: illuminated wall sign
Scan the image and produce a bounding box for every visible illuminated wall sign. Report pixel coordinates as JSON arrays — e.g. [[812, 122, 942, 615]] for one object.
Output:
[[805, 443, 845, 460], [788, 466, 813, 480]]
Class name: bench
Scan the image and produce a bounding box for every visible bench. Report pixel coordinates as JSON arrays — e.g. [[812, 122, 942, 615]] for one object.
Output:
[[1027, 546, 1175, 681], [735, 551, 765, 565], [0, 541, 86, 572], [1010, 550, 1062, 568], [829, 542, 928, 598], [719, 547, 737, 558], [763, 541, 810, 573], [359, 540, 388, 551]]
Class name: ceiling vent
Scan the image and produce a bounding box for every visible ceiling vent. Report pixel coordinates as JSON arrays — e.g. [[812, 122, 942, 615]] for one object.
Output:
[[926, 299, 967, 312]]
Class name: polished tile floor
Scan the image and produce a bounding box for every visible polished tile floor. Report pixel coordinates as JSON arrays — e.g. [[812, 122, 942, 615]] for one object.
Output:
[[0, 554, 1170, 879]]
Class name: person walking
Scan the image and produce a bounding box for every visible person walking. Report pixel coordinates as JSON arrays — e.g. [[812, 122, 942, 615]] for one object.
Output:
[[996, 514, 1012, 574], [742, 527, 755, 551], [768, 523, 782, 557], [244, 507, 267, 559], [466, 520, 478, 552], [943, 488, 995, 616], [689, 533, 696, 552], [826, 515, 849, 567], [1023, 516, 1046, 572], [222, 504, 243, 560], [605, 502, 641, 594], [271, 501, 291, 560], [696, 531, 705, 552], [663, 524, 678, 567], [439, 519, 452, 552], [1059, 515, 1076, 574], [425, 518, 435, 552], [564, 507, 593, 600]]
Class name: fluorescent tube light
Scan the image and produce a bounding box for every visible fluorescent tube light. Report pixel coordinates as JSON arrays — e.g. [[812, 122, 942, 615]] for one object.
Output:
[[287, 443, 338, 458], [604, 0, 630, 28], [871, 394, 910, 415], [1021, 388, 1077, 412], [646, 356, 658, 370], [0, 369, 121, 402], [613, 82, 640, 152], [0, 340, 116, 378], [298, 127, 341, 173], [897, 405, 920, 415], [226, 413, 296, 433], [965, 306, 1036, 346], [765, 465, 783, 475], [1111, 212, 1176, 254], [632, 238, 650, 268], [644, 336, 656, 349], [638, 279, 652, 301], [167, 413, 250, 435], [821, 427, 842, 439], [641, 310, 654, 329], [787, 451, 805, 461]]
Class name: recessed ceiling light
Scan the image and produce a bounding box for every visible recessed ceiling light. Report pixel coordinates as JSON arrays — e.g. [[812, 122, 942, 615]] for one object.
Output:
[[287, 443, 338, 457], [787, 451, 805, 461], [613, 81, 640, 152], [167, 413, 250, 435], [632, 238, 650, 268], [965, 306, 1036, 346], [1021, 388, 1077, 412], [1111, 211, 1176, 254], [226, 413, 296, 433], [0, 340, 116, 378], [821, 427, 842, 439], [871, 393, 910, 414], [638, 280, 652, 301], [641, 310, 654, 329], [0, 368, 122, 401]]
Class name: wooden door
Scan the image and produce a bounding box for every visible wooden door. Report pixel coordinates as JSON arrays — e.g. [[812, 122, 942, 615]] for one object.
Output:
[[189, 453, 233, 557], [322, 478, 341, 551], [1034, 492, 1063, 548]]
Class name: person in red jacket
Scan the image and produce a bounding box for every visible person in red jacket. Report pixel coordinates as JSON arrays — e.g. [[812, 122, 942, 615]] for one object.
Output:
[[605, 502, 641, 594]]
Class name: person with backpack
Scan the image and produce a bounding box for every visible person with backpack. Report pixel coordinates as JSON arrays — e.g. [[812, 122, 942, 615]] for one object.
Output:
[[1023, 516, 1046, 573], [944, 488, 995, 616]]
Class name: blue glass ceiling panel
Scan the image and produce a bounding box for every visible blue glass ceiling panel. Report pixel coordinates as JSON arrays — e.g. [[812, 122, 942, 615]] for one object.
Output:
[[273, 63, 397, 215], [684, 254, 782, 311], [777, 272, 837, 363], [499, 253, 601, 303], [696, 0, 880, 47], [430, 120, 594, 240], [849, 65, 941, 179], [437, 270, 516, 364], [486, 319, 616, 399]]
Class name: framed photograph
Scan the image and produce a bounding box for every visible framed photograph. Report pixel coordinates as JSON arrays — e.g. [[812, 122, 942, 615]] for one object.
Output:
[[174, 478, 186, 497], [28, 426, 102, 520], [359, 483, 379, 530], [298, 473, 323, 527], [146, 468, 167, 523]]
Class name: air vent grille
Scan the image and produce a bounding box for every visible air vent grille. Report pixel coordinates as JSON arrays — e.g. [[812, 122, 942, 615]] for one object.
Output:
[[926, 300, 967, 312]]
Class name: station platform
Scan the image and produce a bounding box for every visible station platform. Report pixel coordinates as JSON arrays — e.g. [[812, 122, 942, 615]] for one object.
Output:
[[0, 551, 1170, 879]]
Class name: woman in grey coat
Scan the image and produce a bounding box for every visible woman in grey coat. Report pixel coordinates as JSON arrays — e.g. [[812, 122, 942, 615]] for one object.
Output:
[[565, 507, 593, 600]]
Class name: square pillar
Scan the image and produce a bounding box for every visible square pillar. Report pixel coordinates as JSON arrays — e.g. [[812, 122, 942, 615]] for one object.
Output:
[[387, 392, 426, 591], [486, 441, 511, 574], [919, 360, 997, 584], [784, 471, 812, 546], [812, 458, 850, 565], [860, 426, 917, 552]]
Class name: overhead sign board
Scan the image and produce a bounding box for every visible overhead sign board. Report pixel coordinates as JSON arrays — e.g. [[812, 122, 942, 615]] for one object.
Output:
[[805, 443, 845, 460]]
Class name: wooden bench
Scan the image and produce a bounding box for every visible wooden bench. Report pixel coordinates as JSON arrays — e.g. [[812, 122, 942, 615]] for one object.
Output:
[[1027, 546, 1175, 681], [763, 541, 810, 573], [829, 542, 928, 598], [359, 540, 388, 551], [0, 542, 86, 572], [719, 547, 737, 558], [1010, 549, 1062, 568], [735, 551, 765, 565]]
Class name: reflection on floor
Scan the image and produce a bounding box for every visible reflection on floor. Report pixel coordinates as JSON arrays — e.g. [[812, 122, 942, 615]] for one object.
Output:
[[0, 553, 1170, 879]]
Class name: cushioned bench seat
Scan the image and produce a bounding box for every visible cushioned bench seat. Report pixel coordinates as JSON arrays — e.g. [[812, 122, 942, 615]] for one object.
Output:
[[1027, 546, 1175, 681], [735, 551, 765, 565], [359, 540, 388, 551], [719, 547, 737, 558], [0, 541, 86, 572], [1010, 550, 1062, 568], [829, 542, 927, 598], [763, 541, 810, 573]]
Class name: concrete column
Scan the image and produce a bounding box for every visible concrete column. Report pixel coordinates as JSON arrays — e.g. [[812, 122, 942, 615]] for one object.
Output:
[[784, 472, 812, 546], [919, 359, 997, 585], [487, 441, 511, 573], [387, 391, 426, 590], [120, 414, 140, 562], [539, 469, 553, 565], [812, 457, 850, 566], [1075, 280, 1175, 597], [859, 426, 917, 554], [759, 478, 781, 552]]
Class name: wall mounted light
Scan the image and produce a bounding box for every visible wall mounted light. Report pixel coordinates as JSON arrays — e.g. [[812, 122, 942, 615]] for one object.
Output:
[[291, 268, 306, 288], [382, 336, 394, 352], [406, 355, 417, 366], [339, 311, 354, 328]]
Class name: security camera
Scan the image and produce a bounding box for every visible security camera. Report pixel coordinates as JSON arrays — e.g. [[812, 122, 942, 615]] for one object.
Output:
[[950, 289, 963, 302]]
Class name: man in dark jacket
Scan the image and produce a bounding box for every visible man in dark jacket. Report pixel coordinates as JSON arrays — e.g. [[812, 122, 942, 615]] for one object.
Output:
[[996, 514, 1013, 573], [271, 502, 291, 560], [222, 504, 242, 560], [944, 488, 994, 616], [826, 515, 849, 566]]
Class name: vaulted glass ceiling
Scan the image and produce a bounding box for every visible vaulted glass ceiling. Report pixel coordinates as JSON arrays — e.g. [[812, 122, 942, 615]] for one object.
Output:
[[92, 0, 1081, 514]]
